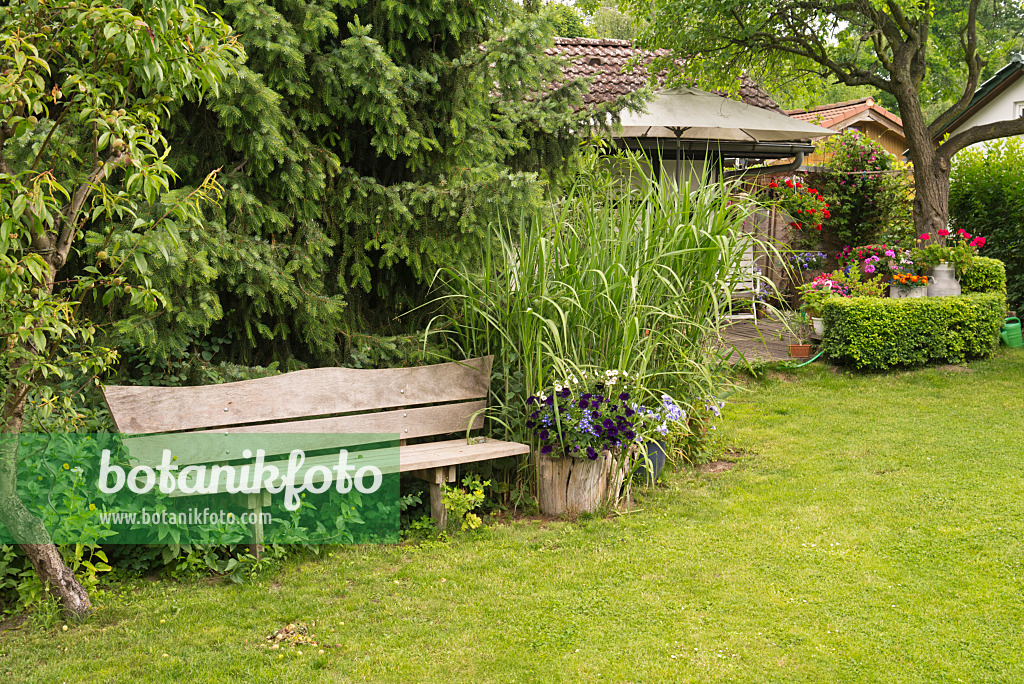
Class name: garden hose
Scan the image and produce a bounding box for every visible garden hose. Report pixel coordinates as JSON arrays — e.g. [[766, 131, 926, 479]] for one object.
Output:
[[792, 349, 825, 368]]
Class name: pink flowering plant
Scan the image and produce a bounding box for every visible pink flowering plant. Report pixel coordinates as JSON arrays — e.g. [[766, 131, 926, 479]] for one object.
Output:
[[912, 228, 986, 271], [837, 244, 919, 278], [797, 272, 850, 316], [798, 269, 887, 315], [815, 130, 914, 247]]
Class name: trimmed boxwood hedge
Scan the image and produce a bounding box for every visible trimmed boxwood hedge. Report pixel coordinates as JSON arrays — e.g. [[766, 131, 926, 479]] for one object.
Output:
[[821, 293, 1006, 370], [960, 257, 1007, 298]]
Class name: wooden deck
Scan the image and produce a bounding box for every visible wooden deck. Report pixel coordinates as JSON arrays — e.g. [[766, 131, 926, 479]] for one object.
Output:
[[720, 317, 809, 363]]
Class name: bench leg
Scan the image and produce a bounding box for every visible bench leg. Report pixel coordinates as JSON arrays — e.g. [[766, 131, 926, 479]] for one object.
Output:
[[421, 466, 456, 530], [429, 480, 447, 531], [248, 491, 269, 558]]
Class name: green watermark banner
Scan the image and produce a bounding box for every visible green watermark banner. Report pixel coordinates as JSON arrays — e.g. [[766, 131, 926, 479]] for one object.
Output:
[[0, 433, 400, 545]]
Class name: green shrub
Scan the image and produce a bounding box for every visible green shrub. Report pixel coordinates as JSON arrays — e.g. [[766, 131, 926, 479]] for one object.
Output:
[[960, 257, 1007, 297], [949, 139, 1024, 311], [821, 293, 1005, 370]]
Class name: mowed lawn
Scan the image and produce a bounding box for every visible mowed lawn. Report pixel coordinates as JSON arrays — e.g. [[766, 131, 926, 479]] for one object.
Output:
[[3, 350, 1024, 683]]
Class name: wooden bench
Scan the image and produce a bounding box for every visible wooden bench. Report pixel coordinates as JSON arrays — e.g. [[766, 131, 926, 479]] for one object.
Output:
[[101, 356, 529, 537]]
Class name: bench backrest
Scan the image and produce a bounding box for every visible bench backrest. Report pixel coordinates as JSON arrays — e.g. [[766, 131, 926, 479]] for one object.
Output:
[[103, 356, 493, 439]]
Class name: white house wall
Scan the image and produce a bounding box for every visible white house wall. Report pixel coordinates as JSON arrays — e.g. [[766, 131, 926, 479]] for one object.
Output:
[[947, 77, 1024, 149]]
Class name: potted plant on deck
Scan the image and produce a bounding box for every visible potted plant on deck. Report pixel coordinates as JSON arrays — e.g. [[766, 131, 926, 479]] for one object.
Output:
[[797, 273, 850, 335]]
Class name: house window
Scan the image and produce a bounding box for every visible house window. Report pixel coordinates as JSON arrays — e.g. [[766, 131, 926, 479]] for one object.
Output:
[[1016, 101, 1024, 118]]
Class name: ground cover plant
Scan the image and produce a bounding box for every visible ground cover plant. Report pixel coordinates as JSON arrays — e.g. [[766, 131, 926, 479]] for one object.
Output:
[[2, 351, 1022, 682]]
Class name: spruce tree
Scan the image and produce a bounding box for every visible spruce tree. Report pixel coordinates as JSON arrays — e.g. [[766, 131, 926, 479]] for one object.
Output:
[[134, 0, 644, 368]]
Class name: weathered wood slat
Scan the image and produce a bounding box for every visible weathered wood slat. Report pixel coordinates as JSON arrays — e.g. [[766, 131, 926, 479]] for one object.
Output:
[[104, 356, 493, 434], [160, 439, 527, 497], [124, 401, 486, 468], [399, 439, 530, 472]]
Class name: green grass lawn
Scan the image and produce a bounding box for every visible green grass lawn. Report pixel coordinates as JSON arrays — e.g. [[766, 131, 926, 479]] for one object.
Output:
[[3, 350, 1024, 683]]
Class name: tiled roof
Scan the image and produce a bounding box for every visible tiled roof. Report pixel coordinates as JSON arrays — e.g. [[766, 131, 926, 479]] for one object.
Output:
[[786, 97, 903, 130], [547, 37, 782, 112]]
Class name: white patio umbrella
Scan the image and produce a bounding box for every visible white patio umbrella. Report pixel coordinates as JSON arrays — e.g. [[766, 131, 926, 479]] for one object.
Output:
[[619, 87, 836, 183]]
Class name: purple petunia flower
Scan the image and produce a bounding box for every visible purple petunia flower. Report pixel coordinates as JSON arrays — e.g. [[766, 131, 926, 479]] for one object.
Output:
[[541, 445, 553, 455]]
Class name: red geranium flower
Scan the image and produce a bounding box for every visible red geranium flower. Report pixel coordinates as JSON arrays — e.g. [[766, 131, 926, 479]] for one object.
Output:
[[938, 228, 950, 237], [919, 233, 930, 241], [823, 210, 831, 219]]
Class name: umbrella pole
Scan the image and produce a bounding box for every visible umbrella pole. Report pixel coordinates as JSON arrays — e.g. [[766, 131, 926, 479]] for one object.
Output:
[[675, 136, 681, 188]]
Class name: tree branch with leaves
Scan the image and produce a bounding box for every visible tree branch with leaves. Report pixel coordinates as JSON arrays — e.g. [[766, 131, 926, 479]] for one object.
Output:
[[0, 0, 241, 617], [628, 0, 1024, 235]]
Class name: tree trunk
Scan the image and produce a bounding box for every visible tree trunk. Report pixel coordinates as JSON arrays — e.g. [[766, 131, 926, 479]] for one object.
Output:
[[894, 83, 953, 238], [537, 450, 629, 516], [0, 266, 92, 618], [912, 159, 952, 238]]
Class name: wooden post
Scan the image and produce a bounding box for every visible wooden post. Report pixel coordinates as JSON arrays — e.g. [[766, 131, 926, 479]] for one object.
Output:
[[413, 466, 456, 530], [247, 491, 269, 558]]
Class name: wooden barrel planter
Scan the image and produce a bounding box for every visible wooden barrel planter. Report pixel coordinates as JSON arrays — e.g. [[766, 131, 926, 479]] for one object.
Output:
[[537, 449, 630, 516]]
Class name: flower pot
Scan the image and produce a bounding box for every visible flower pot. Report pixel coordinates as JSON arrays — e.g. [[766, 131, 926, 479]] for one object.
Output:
[[788, 343, 812, 358], [811, 317, 824, 336], [927, 263, 961, 297], [890, 285, 927, 299], [537, 450, 628, 516], [636, 440, 668, 485]]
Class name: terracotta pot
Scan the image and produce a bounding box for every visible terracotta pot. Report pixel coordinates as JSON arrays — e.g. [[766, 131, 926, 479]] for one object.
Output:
[[788, 343, 812, 358]]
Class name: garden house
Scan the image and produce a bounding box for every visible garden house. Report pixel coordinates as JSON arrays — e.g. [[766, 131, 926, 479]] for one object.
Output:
[[786, 97, 907, 167], [930, 54, 1024, 154]]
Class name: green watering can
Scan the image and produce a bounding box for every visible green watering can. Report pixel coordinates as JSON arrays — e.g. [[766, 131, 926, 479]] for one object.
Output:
[[1001, 317, 1023, 348]]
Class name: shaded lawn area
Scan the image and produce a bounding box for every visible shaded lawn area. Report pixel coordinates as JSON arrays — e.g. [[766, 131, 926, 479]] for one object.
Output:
[[4, 350, 1024, 683]]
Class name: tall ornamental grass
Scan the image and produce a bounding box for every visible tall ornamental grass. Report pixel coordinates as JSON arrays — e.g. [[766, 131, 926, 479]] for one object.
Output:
[[430, 150, 777, 464]]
